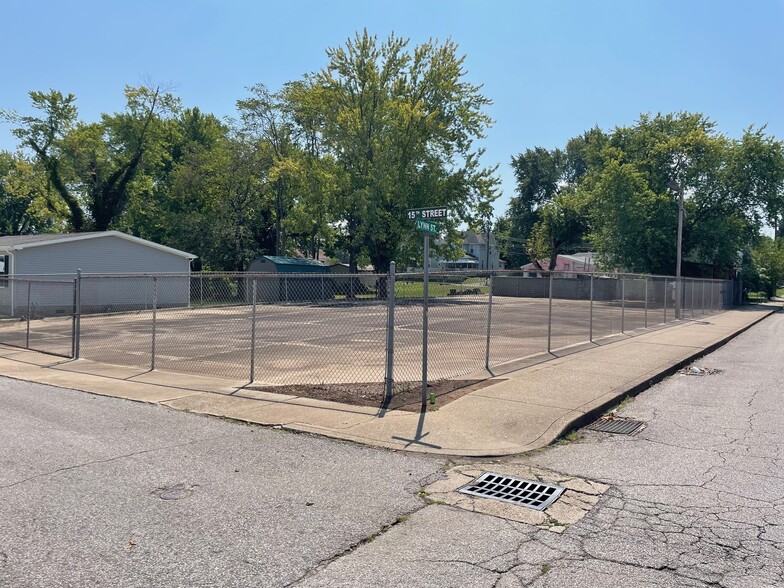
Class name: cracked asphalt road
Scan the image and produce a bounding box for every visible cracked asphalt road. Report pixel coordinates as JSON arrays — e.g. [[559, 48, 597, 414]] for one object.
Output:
[[1, 311, 782, 587], [0, 378, 442, 588], [296, 311, 784, 588]]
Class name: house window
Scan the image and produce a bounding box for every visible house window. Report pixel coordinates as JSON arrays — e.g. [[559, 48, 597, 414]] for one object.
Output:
[[0, 254, 8, 287]]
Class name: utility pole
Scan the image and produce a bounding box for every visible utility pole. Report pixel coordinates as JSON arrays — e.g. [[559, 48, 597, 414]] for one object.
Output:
[[668, 180, 685, 320]]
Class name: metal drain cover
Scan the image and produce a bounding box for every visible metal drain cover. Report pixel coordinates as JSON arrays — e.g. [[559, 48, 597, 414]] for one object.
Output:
[[588, 417, 645, 435], [457, 472, 565, 511]]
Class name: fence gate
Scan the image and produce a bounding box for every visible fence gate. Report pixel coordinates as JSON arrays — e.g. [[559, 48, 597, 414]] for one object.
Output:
[[0, 278, 76, 358]]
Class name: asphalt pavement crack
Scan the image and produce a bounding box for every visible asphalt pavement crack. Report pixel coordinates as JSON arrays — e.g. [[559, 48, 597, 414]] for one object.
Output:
[[0, 435, 226, 491]]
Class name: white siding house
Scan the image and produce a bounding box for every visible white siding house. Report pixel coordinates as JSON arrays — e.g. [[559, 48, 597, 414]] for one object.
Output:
[[0, 232, 196, 316], [431, 230, 503, 271]]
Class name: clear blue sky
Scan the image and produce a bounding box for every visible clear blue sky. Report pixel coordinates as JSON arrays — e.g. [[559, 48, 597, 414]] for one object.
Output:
[[2, 0, 782, 218]]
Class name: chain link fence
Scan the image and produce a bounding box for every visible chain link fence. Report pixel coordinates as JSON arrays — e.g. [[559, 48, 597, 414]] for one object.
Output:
[[0, 269, 738, 402], [0, 278, 76, 358]]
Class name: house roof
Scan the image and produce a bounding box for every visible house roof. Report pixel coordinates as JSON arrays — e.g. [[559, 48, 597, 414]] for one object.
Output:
[[462, 230, 496, 246], [562, 252, 595, 264], [264, 256, 327, 267], [521, 252, 597, 271], [0, 231, 197, 260], [451, 256, 479, 265], [328, 262, 375, 272]]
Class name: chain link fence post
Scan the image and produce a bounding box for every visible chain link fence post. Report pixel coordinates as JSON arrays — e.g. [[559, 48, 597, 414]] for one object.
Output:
[[589, 274, 594, 342], [25, 281, 31, 349], [384, 262, 396, 400], [547, 272, 553, 354], [151, 276, 157, 371], [74, 269, 82, 359], [250, 278, 257, 383], [485, 272, 494, 370], [71, 279, 77, 358], [644, 277, 648, 328], [621, 276, 626, 333]]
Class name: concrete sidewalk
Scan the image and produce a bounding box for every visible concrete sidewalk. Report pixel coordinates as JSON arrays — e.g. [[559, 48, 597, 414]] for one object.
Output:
[[0, 305, 778, 456]]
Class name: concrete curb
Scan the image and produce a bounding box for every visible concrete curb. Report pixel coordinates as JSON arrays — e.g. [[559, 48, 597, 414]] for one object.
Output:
[[551, 306, 781, 447]]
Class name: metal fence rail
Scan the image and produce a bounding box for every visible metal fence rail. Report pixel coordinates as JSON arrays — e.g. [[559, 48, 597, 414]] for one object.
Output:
[[0, 270, 738, 400]]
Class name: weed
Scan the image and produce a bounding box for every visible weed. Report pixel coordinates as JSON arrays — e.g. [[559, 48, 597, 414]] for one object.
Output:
[[556, 430, 580, 445], [541, 564, 551, 575]]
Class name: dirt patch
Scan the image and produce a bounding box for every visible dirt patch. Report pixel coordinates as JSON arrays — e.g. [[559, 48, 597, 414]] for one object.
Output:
[[246, 378, 501, 412]]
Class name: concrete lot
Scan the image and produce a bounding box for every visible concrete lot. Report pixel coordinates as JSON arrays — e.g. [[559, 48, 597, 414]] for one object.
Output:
[[0, 294, 724, 388]]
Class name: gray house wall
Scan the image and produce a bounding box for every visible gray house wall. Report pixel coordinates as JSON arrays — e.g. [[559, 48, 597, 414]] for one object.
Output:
[[1, 236, 192, 317], [13, 235, 190, 276]]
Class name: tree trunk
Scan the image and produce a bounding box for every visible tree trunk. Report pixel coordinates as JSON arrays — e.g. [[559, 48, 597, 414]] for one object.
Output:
[[548, 242, 559, 272]]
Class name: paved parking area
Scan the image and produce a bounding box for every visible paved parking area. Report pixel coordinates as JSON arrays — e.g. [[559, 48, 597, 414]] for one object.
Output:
[[0, 295, 723, 387]]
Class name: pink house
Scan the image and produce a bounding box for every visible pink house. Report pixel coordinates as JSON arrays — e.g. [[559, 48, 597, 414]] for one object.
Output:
[[521, 253, 597, 276]]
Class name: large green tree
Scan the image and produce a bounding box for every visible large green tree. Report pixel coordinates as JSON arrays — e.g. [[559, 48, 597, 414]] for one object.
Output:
[[7, 86, 178, 232], [503, 146, 567, 268], [0, 151, 67, 235], [505, 112, 783, 277], [284, 30, 499, 273]]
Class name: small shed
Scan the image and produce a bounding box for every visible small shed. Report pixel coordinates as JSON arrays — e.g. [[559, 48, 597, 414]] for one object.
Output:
[[246, 256, 331, 303], [0, 231, 196, 317]]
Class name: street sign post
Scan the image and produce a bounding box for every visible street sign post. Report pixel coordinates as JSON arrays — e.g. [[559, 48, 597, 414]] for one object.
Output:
[[406, 206, 448, 409]]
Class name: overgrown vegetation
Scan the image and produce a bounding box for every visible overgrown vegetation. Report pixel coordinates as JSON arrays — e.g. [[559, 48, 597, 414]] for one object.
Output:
[[1, 31, 498, 271], [2, 34, 783, 285], [498, 115, 784, 282]]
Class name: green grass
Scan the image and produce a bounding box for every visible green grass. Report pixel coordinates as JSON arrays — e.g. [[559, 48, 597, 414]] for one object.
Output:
[[394, 280, 489, 299], [334, 279, 490, 299], [747, 291, 769, 302], [555, 430, 580, 445], [777, 288, 783, 298]]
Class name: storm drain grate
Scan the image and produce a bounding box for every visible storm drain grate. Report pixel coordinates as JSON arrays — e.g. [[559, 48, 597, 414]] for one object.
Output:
[[588, 417, 645, 435], [457, 473, 565, 511]]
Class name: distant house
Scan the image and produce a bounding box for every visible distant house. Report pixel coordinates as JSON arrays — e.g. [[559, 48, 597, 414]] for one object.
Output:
[[433, 230, 504, 271], [521, 253, 597, 277]]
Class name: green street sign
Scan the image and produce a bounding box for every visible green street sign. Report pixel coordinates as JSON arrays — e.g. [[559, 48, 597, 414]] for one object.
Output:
[[406, 207, 448, 221], [416, 218, 438, 234]]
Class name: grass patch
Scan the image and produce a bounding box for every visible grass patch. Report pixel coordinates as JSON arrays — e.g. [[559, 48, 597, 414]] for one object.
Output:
[[541, 564, 552, 575], [747, 291, 768, 302], [394, 281, 489, 298], [556, 430, 580, 445]]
